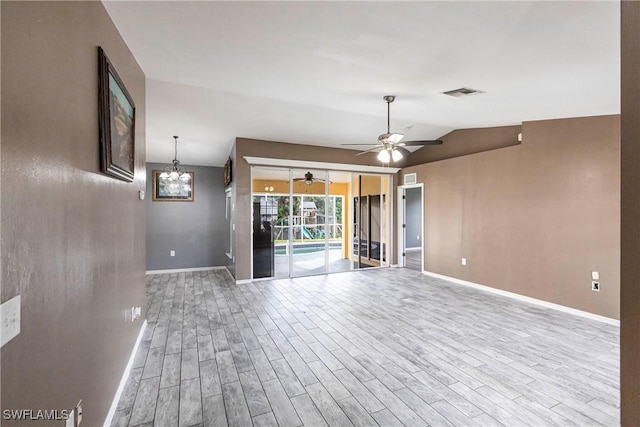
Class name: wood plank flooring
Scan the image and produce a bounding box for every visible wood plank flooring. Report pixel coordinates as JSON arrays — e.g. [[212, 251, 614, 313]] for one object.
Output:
[[404, 249, 422, 272], [112, 268, 619, 427]]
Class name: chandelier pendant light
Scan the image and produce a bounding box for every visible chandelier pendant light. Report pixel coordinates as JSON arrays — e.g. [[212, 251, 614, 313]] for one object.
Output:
[[159, 136, 191, 195]]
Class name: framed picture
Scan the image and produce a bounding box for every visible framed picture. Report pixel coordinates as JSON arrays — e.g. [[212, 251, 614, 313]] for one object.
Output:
[[98, 47, 135, 182], [152, 171, 195, 202], [224, 157, 232, 186]]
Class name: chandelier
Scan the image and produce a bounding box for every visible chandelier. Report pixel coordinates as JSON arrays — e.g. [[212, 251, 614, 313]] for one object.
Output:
[[159, 136, 191, 194]]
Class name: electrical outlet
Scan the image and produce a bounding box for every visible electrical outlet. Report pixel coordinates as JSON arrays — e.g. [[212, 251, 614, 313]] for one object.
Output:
[[1, 295, 21, 347], [461, 258, 467, 266], [131, 306, 141, 321], [170, 250, 175, 257], [592, 281, 600, 291]]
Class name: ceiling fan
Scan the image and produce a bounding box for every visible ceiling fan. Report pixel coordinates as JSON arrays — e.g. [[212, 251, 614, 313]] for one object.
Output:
[[342, 95, 443, 163], [293, 171, 326, 186]]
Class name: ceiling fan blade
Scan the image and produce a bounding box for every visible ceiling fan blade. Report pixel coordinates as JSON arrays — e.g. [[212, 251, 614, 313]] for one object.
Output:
[[388, 133, 404, 143], [402, 139, 443, 146], [356, 146, 382, 156], [341, 143, 379, 146]]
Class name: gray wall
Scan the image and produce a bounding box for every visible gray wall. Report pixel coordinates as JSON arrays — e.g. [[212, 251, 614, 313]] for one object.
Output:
[[146, 163, 227, 270], [2, 2, 146, 425], [405, 187, 422, 249]]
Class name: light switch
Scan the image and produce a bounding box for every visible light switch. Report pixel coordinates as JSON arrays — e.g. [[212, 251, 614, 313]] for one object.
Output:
[[591, 271, 600, 280], [1, 295, 21, 347], [65, 407, 75, 427], [139, 190, 145, 200], [170, 250, 175, 257]]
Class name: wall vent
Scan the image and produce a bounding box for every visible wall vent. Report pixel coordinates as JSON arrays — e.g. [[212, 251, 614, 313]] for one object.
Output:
[[442, 87, 485, 97], [404, 173, 417, 185]]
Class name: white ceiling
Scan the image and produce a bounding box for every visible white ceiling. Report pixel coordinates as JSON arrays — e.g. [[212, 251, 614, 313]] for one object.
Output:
[[103, 1, 620, 167]]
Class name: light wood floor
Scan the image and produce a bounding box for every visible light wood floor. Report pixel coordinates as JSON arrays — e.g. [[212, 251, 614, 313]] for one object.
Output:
[[111, 268, 619, 427]]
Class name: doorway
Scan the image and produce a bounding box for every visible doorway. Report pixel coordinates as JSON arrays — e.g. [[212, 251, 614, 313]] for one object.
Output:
[[398, 184, 423, 271], [251, 167, 391, 279]]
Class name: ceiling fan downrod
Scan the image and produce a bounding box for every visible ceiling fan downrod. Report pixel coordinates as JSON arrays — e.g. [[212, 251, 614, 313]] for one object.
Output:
[[384, 95, 395, 135]]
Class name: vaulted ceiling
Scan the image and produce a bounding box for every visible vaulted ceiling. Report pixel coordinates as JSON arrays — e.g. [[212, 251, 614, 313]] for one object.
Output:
[[102, 1, 620, 167]]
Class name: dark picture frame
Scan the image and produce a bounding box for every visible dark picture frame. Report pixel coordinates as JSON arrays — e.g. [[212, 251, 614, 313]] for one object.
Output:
[[224, 157, 232, 186], [152, 171, 195, 202], [98, 47, 135, 182]]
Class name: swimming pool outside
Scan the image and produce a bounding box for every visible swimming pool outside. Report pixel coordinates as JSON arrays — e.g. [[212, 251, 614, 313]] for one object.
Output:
[[274, 242, 342, 256]]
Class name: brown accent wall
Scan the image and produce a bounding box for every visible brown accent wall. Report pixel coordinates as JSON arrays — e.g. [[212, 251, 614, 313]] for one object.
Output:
[[405, 125, 522, 166], [621, 0, 640, 422], [403, 115, 619, 319], [233, 138, 396, 280], [2, 2, 146, 425]]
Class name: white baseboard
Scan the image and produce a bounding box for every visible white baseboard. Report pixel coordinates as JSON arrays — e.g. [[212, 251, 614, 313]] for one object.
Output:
[[224, 267, 235, 281], [146, 266, 227, 275], [422, 271, 620, 326], [236, 279, 253, 284], [104, 319, 147, 427]]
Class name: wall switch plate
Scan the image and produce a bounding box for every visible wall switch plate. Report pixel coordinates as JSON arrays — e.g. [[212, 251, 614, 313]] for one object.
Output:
[[139, 190, 145, 200], [76, 400, 83, 426], [65, 407, 75, 427], [591, 271, 600, 280], [1, 295, 21, 347], [592, 281, 600, 291], [461, 258, 467, 266], [170, 250, 175, 257]]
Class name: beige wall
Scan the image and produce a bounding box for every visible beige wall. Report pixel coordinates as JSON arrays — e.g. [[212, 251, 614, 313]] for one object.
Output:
[[621, 0, 640, 422], [1, 2, 146, 425], [406, 125, 522, 167], [403, 115, 620, 319]]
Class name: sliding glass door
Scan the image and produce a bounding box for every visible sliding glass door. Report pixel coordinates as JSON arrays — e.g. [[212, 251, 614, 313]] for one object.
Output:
[[252, 167, 390, 279], [291, 169, 327, 277]]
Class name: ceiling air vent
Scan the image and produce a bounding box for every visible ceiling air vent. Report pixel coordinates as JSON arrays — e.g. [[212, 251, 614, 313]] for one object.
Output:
[[442, 87, 485, 97], [404, 173, 417, 185]]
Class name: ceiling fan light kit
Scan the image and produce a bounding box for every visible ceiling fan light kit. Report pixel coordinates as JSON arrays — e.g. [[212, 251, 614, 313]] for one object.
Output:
[[377, 149, 391, 163]]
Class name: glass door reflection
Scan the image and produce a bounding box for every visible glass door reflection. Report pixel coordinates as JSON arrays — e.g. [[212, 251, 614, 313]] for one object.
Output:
[[352, 174, 385, 269]]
